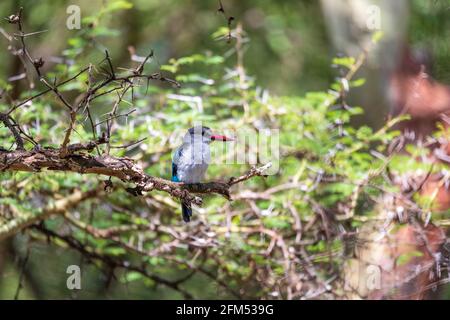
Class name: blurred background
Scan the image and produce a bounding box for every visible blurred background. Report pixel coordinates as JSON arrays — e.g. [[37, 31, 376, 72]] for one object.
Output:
[[0, 0, 448, 121], [0, 0, 449, 299]]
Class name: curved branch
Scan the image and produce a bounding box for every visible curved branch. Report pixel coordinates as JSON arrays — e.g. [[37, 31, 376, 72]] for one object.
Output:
[[32, 224, 194, 299], [0, 147, 271, 205], [0, 188, 98, 241]]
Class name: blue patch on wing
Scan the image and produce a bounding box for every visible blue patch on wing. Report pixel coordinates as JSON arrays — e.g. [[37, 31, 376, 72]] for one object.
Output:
[[172, 162, 178, 181], [172, 147, 182, 182], [172, 172, 179, 182]]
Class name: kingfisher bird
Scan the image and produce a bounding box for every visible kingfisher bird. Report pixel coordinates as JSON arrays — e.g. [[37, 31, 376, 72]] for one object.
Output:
[[172, 126, 233, 222]]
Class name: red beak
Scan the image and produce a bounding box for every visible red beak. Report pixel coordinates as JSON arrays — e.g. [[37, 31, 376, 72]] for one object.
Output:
[[211, 134, 234, 142]]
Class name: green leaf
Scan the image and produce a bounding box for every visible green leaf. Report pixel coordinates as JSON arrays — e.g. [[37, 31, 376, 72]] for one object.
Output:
[[372, 31, 384, 43], [351, 78, 366, 88], [104, 0, 133, 12], [396, 251, 424, 266], [332, 57, 356, 69]]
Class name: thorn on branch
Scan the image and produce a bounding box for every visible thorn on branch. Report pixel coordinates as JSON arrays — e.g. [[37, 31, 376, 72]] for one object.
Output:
[[0, 113, 25, 150], [217, 0, 235, 43], [217, 0, 225, 14]]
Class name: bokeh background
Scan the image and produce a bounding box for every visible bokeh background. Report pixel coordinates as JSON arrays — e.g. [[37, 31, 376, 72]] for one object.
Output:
[[0, 0, 449, 299]]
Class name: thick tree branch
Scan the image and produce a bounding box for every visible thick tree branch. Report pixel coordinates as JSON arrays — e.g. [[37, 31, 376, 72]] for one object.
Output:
[[0, 147, 271, 207]]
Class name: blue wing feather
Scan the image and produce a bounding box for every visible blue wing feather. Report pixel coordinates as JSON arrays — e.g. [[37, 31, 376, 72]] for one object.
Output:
[[172, 147, 181, 182], [171, 162, 179, 182]]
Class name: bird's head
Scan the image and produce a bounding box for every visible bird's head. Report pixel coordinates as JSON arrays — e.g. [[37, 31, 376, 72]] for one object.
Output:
[[184, 126, 234, 144]]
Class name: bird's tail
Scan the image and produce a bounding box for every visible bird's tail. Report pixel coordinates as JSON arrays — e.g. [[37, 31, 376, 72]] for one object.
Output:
[[181, 202, 192, 223]]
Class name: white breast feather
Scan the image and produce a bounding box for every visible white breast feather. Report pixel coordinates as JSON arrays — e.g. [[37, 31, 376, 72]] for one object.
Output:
[[177, 142, 210, 183]]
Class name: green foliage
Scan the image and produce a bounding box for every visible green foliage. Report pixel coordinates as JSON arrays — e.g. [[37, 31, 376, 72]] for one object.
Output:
[[0, 0, 448, 300]]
